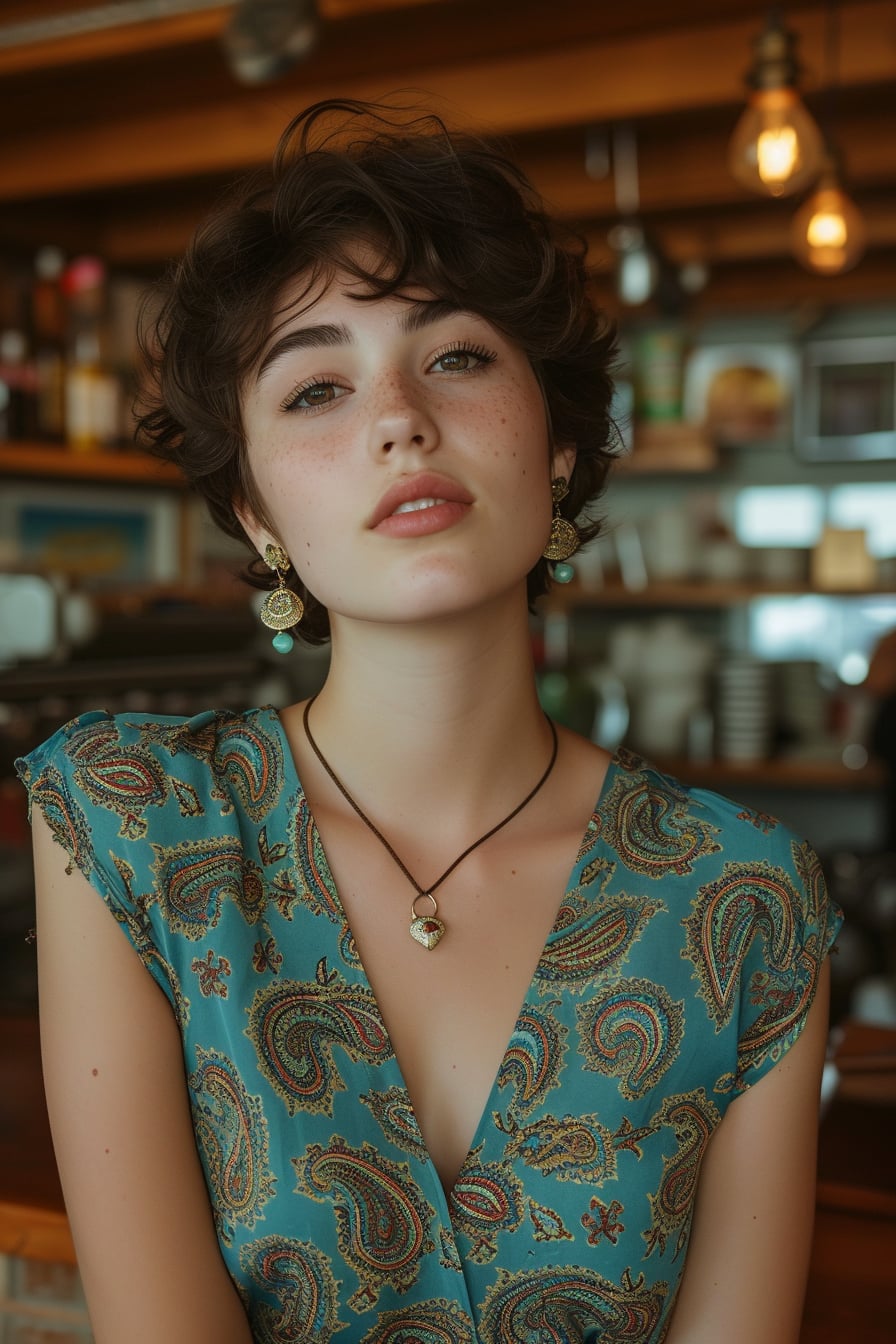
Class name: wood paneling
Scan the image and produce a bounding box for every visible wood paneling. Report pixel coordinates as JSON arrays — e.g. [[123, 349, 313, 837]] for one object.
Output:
[[0, 0, 893, 293]]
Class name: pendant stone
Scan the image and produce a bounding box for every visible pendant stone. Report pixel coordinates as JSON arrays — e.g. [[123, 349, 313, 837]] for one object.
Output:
[[409, 915, 446, 950]]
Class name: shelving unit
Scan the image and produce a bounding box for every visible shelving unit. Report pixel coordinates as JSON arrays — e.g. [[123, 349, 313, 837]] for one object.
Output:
[[654, 756, 884, 791], [0, 442, 184, 487], [548, 579, 896, 609]]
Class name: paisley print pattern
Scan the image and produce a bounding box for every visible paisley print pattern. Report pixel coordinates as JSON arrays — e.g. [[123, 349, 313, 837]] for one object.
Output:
[[528, 1199, 574, 1243], [535, 884, 664, 996], [448, 1151, 526, 1263], [240, 1236, 345, 1342], [148, 836, 246, 939], [75, 740, 169, 840], [293, 792, 342, 921], [577, 979, 684, 1099], [293, 1138, 435, 1308], [497, 1111, 619, 1185], [26, 761, 98, 880], [643, 1089, 721, 1260], [479, 1266, 668, 1343], [361, 1086, 429, 1162], [681, 858, 820, 1084], [359, 1301, 476, 1344], [496, 1005, 567, 1116], [17, 708, 842, 1344], [598, 763, 723, 878], [215, 716, 285, 822], [188, 1047, 276, 1246], [247, 977, 393, 1115]]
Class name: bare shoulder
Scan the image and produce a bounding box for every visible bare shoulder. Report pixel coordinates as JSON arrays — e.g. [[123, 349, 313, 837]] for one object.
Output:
[[32, 807, 253, 1344], [553, 722, 615, 819]]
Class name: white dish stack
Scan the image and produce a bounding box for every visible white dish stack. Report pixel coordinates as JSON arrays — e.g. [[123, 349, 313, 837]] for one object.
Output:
[[715, 658, 774, 762]]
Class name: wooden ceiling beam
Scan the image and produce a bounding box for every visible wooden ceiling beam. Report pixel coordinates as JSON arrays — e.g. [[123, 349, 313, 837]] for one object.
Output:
[[583, 196, 896, 271], [0, 0, 453, 76], [0, 8, 230, 76], [1, 0, 893, 200], [522, 106, 896, 220], [690, 251, 896, 311]]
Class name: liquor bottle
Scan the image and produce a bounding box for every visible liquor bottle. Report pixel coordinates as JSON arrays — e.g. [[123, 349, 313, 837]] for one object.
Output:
[[0, 327, 35, 441], [31, 246, 66, 441], [62, 255, 121, 452]]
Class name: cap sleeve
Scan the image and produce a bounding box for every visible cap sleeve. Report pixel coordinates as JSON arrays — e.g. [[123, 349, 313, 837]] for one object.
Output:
[[680, 796, 843, 1101], [16, 711, 174, 1003], [731, 831, 842, 1093]]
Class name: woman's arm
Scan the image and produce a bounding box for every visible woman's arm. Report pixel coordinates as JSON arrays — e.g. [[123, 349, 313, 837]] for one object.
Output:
[[664, 959, 831, 1344], [33, 808, 254, 1344]]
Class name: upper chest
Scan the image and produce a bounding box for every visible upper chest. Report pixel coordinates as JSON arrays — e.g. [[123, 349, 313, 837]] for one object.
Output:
[[301, 804, 595, 1188]]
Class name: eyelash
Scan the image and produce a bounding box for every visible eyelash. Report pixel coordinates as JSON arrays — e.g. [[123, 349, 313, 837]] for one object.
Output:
[[280, 377, 346, 414], [428, 341, 498, 372], [279, 341, 498, 414]]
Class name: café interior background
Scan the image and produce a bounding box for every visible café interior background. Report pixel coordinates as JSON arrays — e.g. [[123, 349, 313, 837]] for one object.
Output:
[[1, 0, 895, 1029]]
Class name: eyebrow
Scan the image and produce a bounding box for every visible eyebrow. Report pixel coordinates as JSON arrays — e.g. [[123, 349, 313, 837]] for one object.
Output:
[[255, 298, 467, 383]]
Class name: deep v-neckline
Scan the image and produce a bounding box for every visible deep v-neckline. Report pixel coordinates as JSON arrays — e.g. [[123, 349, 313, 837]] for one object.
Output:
[[269, 707, 619, 1199]]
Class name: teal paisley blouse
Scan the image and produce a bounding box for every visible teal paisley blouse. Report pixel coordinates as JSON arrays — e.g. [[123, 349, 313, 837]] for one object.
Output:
[[17, 707, 842, 1344]]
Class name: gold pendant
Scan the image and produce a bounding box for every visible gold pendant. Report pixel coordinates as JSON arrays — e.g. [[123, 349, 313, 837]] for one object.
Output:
[[409, 893, 445, 950]]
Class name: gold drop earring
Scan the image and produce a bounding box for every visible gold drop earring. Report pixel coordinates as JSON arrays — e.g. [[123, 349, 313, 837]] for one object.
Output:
[[259, 544, 304, 653], [541, 476, 578, 583]]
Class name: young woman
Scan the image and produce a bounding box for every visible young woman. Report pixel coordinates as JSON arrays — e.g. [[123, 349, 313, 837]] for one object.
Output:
[[19, 100, 840, 1344]]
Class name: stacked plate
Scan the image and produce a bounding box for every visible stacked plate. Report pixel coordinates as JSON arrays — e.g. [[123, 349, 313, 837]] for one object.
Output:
[[715, 658, 774, 762]]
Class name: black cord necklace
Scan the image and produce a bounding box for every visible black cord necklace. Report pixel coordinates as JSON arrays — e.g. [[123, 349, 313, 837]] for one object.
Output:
[[302, 696, 559, 950]]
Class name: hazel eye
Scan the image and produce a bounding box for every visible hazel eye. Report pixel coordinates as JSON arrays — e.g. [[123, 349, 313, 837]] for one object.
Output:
[[281, 380, 346, 412], [429, 343, 497, 374], [435, 350, 474, 371]]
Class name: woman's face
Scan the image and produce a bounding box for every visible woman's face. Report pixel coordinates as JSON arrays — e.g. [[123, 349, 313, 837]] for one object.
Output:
[[239, 268, 574, 631]]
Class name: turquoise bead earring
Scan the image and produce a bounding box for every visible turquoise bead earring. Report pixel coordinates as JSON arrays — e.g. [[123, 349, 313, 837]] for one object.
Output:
[[259, 543, 304, 653], [542, 476, 578, 584]]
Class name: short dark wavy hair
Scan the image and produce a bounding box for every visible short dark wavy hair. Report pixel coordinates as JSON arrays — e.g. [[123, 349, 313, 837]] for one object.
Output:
[[137, 98, 618, 645]]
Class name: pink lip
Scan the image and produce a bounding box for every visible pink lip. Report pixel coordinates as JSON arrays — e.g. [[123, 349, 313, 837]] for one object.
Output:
[[369, 472, 474, 531]]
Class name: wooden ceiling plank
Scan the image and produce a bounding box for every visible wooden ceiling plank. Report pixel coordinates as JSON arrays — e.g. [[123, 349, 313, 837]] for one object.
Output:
[[524, 106, 896, 219], [690, 252, 896, 311], [0, 0, 446, 74], [0, 9, 230, 76], [1, 0, 893, 201]]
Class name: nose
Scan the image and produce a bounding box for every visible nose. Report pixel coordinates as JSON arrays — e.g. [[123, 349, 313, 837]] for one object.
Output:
[[367, 371, 439, 460]]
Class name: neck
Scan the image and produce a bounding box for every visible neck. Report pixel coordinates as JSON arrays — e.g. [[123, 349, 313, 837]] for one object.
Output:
[[291, 592, 552, 833]]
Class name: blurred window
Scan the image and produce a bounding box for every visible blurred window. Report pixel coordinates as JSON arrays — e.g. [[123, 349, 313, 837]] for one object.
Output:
[[749, 595, 896, 669], [829, 483, 896, 559], [734, 486, 825, 547]]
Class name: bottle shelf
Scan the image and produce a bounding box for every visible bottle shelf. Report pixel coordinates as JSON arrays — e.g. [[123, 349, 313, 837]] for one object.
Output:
[[548, 579, 896, 609], [613, 422, 719, 475], [0, 441, 184, 487]]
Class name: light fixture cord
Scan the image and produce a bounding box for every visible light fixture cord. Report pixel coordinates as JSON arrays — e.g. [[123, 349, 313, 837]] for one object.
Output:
[[823, 0, 840, 150]]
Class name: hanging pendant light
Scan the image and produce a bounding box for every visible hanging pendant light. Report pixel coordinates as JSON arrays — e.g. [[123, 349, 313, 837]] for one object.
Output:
[[223, 0, 320, 84], [728, 7, 825, 198], [792, 154, 866, 274], [790, 6, 867, 276], [604, 123, 663, 307]]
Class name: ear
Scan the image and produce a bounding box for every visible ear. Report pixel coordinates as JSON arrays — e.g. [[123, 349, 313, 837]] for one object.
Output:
[[234, 498, 276, 562], [551, 442, 577, 484]]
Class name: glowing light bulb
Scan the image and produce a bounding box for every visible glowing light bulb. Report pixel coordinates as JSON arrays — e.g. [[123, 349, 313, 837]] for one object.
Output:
[[728, 14, 825, 199], [756, 125, 799, 186], [729, 87, 825, 197], [806, 210, 848, 249], [792, 175, 866, 275]]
